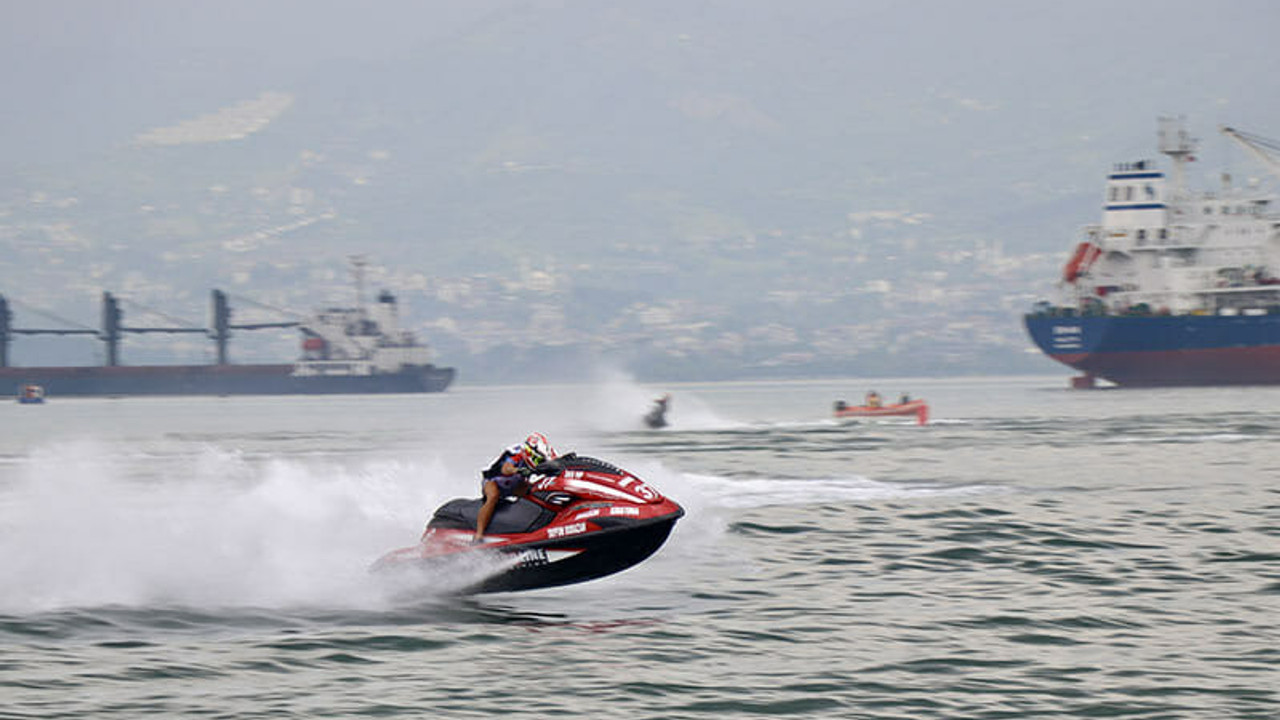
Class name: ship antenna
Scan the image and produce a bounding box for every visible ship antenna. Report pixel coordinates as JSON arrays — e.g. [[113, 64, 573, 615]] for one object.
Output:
[[349, 254, 368, 312]]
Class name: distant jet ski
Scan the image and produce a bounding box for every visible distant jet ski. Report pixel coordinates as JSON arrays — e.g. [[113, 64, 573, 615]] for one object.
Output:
[[643, 393, 671, 429], [372, 454, 684, 594]]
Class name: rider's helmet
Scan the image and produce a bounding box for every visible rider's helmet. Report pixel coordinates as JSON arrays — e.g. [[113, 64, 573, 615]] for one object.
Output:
[[522, 432, 556, 466]]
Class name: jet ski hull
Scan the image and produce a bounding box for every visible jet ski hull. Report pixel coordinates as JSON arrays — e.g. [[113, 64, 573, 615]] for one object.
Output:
[[373, 454, 684, 594], [467, 512, 681, 593], [373, 510, 683, 594]]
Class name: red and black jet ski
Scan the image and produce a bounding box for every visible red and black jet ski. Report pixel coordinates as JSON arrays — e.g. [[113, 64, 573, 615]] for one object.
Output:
[[372, 453, 684, 594]]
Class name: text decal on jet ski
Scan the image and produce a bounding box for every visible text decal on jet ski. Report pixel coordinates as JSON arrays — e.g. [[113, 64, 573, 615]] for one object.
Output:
[[614, 475, 660, 501], [544, 472, 661, 503], [547, 522, 588, 539], [513, 549, 549, 568]]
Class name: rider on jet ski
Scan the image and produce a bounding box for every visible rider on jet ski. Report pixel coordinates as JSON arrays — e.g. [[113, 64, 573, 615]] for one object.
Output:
[[474, 433, 559, 542]]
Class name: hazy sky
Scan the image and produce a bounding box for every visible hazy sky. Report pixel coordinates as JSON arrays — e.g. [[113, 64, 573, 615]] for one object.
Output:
[[5, 0, 1279, 169], [5, 0, 1280, 267]]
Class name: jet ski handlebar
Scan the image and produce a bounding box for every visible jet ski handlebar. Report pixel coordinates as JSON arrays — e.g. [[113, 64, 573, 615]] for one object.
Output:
[[521, 451, 578, 478]]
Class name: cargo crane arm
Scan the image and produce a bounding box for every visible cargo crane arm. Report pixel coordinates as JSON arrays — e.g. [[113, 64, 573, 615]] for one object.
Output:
[[1221, 126, 1280, 180], [225, 293, 303, 330], [116, 297, 207, 334], [230, 320, 301, 330], [2, 296, 98, 335]]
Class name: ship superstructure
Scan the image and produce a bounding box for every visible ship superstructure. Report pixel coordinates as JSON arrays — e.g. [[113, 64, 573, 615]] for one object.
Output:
[[293, 258, 441, 378], [1025, 119, 1280, 387], [295, 290, 435, 376]]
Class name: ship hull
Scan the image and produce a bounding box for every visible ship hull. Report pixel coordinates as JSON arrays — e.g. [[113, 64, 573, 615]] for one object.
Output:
[[1024, 313, 1280, 386], [0, 364, 455, 397]]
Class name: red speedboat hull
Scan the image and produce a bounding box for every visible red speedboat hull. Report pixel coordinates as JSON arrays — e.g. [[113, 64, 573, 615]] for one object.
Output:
[[833, 399, 929, 425]]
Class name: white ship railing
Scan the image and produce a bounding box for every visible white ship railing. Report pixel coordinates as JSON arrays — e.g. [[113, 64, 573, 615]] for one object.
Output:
[[292, 361, 376, 377]]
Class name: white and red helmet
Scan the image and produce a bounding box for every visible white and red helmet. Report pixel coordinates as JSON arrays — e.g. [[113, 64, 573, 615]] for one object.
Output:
[[521, 432, 556, 466]]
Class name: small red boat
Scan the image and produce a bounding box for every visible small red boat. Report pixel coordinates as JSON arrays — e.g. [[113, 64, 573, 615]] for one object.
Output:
[[16, 384, 45, 405], [833, 398, 929, 425]]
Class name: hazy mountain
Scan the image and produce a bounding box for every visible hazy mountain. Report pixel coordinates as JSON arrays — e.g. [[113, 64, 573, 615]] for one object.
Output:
[[3, 1, 1279, 381]]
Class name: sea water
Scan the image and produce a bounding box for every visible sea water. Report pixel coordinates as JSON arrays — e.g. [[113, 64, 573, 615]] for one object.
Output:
[[0, 376, 1277, 718]]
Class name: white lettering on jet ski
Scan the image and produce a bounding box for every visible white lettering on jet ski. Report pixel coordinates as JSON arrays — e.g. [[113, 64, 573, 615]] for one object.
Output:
[[611, 506, 640, 516], [563, 479, 660, 503], [512, 549, 549, 568], [612, 475, 659, 501], [547, 522, 588, 539]]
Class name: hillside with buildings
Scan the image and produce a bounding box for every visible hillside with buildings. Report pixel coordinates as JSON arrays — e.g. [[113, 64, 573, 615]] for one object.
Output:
[[3, 2, 1276, 382]]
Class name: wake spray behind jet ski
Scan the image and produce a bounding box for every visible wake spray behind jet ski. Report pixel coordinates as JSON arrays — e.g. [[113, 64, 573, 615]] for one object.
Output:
[[372, 454, 683, 594]]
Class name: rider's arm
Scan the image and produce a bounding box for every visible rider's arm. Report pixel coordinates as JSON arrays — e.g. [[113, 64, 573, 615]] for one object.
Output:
[[483, 450, 519, 479]]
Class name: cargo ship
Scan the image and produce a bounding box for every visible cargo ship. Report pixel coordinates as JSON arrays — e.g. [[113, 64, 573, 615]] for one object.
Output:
[[1024, 119, 1280, 387], [0, 263, 455, 397]]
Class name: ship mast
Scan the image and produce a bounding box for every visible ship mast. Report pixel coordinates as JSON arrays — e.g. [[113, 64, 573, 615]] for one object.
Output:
[[0, 295, 10, 367], [350, 254, 368, 313]]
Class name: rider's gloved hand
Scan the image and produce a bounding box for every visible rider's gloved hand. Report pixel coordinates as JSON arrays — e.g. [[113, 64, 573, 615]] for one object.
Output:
[[529, 461, 562, 477]]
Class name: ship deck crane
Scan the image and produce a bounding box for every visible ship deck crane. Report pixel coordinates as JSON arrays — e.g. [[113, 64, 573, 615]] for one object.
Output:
[[1220, 126, 1280, 180], [0, 291, 300, 368]]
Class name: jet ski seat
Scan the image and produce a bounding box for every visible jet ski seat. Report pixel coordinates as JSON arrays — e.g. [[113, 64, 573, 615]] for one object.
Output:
[[428, 497, 556, 535]]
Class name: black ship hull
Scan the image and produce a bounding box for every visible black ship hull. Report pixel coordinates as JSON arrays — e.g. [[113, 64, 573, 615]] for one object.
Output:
[[0, 363, 455, 397]]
